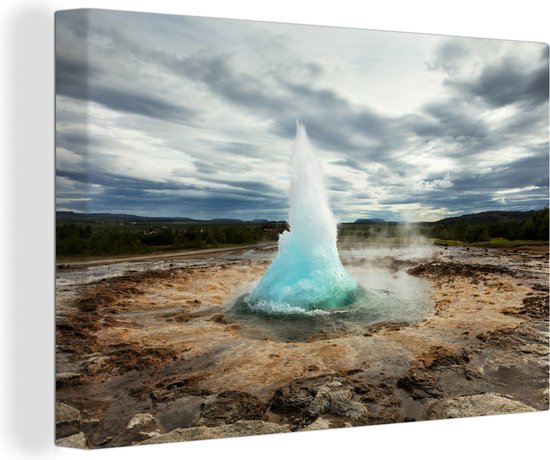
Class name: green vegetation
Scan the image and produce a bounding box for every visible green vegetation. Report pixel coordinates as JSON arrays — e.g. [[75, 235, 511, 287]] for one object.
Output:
[[56, 208, 548, 259], [433, 238, 548, 248], [339, 208, 548, 247], [426, 207, 549, 244], [56, 221, 286, 259]]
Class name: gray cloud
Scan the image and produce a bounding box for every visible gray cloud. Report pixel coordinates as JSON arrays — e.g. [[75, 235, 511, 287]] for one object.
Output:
[[327, 177, 354, 192], [422, 100, 490, 140], [457, 151, 549, 191], [55, 10, 549, 221], [462, 57, 548, 108], [378, 151, 549, 215], [433, 41, 550, 110], [56, 57, 194, 123]]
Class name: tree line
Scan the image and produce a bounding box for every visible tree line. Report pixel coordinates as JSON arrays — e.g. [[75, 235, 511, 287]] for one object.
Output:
[[426, 207, 548, 243], [56, 223, 286, 257], [56, 208, 548, 257]]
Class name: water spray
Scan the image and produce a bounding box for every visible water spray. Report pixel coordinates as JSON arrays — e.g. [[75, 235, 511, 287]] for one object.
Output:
[[248, 122, 360, 311]]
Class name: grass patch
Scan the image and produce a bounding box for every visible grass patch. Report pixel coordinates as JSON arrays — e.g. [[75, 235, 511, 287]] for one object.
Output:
[[470, 238, 549, 248], [433, 238, 549, 248], [432, 239, 463, 247]]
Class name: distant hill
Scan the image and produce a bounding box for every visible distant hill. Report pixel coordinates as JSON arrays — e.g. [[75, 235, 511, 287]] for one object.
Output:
[[209, 218, 243, 223], [57, 209, 544, 226], [57, 211, 261, 224], [56, 211, 198, 222], [425, 208, 548, 243], [428, 210, 539, 226], [351, 211, 540, 226], [353, 218, 386, 224]]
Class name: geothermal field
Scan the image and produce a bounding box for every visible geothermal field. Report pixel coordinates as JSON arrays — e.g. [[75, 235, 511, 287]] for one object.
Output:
[[55, 127, 549, 448], [56, 243, 549, 448]]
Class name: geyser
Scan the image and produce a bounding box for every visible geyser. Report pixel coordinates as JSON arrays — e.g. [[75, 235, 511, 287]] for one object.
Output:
[[247, 122, 360, 312]]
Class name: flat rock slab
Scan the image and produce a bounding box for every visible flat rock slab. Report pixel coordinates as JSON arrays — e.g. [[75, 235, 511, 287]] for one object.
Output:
[[426, 393, 536, 419], [140, 420, 290, 445], [56, 432, 88, 449], [275, 375, 370, 422], [127, 413, 159, 432], [198, 390, 265, 426], [156, 395, 205, 431], [299, 417, 352, 431], [55, 402, 81, 439]]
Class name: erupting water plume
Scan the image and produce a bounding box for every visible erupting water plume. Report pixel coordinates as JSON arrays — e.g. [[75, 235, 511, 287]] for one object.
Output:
[[248, 122, 360, 312]]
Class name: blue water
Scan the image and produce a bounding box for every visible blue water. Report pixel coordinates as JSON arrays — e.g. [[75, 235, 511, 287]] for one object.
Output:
[[232, 280, 430, 341]]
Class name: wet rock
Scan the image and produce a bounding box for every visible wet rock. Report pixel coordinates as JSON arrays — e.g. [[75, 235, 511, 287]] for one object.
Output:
[[503, 295, 549, 320], [270, 375, 369, 424], [396, 369, 442, 399], [55, 372, 81, 387], [428, 350, 470, 368], [307, 380, 369, 421], [479, 323, 548, 353], [85, 355, 110, 376], [520, 295, 549, 320], [149, 378, 210, 403], [56, 432, 88, 449], [156, 395, 205, 431], [127, 413, 159, 431], [408, 262, 510, 278], [139, 420, 290, 445], [299, 417, 332, 431], [122, 413, 161, 443], [198, 390, 265, 426], [55, 402, 81, 439], [300, 416, 355, 431], [209, 314, 228, 324], [271, 377, 318, 412], [171, 311, 197, 323], [532, 283, 548, 292], [99, 436, 112, 447], [426, 393, 536, 419], [109, 346, 178, 374], [151, 389, 172, 402]]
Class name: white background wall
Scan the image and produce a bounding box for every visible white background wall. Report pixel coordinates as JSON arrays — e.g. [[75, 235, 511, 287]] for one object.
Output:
[[1, 1, 549, 459]]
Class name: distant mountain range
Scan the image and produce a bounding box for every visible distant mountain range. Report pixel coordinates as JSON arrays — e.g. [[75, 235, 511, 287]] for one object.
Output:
[[424, 210, 539, 226], [353, 218, 386, 224], [57, 209, 542, 225], [353, 210, 541, 226], [56, 211, 198, 222], [56, 211, 268, 224]]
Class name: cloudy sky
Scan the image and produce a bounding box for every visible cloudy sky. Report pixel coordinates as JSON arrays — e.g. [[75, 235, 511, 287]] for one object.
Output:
[[55, 9, 549, 222]]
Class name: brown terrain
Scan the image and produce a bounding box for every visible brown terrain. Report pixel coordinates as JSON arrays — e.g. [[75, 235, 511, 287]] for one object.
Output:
[[55, 244, 549, 448]]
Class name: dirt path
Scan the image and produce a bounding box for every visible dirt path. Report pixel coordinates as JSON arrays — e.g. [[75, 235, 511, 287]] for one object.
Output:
[[56, 242, 277, 269]]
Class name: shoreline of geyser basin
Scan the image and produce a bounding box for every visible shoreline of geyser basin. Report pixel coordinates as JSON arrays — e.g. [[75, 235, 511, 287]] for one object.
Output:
[[55, 243, 549, 448]]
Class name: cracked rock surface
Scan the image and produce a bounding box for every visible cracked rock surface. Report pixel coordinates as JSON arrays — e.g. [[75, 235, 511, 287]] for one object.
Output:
[[55, 245, 549, 448]]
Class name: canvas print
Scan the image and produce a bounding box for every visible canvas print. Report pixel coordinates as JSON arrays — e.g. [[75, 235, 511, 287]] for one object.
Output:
[[55, 9, 549, 449]]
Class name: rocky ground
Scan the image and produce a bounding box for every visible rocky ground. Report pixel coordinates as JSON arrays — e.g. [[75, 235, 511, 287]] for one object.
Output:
[[55, 245, 549, 448]]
